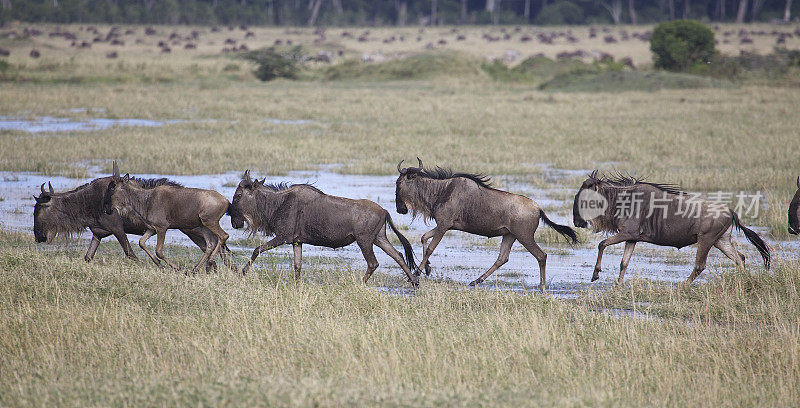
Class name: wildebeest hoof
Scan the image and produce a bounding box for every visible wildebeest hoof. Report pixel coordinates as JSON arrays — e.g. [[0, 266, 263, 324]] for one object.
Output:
[[413, 268, 423, 277], [469, 279, 482, 287], [590, 274, 600, 282]]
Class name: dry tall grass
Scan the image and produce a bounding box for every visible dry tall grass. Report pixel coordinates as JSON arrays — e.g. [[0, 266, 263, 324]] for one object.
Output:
[[0, 230, 798, 406]]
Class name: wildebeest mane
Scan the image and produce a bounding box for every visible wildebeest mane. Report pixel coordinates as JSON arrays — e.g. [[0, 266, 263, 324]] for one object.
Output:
[[262, 182, 323, 194], [130, 177, 182, 189], [591, 171, 685, 196], [420, 166, 493, 189]]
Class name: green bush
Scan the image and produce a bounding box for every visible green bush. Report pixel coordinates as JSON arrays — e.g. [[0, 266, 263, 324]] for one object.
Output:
[[533, 1, 584, 25], [240, 46, 307, 81], [650, 20, 716, 71]]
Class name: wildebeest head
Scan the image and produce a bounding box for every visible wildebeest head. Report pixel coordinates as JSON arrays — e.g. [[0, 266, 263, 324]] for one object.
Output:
[[789, 176, 800, 235], [32, 181, 56, 243], [229, 170, 264, 230], [572, 170, 603, 229], [395, 157, 424, 215], [103, 161, 136, 218]]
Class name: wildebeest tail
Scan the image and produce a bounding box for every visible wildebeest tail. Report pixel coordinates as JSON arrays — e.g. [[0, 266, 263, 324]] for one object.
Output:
[[540, 209, 578, 244], [386, 213, 417, 272], [732, 211, 770, 269]]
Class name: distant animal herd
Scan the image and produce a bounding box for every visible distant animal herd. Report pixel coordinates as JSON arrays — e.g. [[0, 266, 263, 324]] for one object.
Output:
[[32, 160, 800, 289]]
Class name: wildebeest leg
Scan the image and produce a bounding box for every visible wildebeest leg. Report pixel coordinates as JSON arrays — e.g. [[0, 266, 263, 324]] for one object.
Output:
[[374, 235, 419, 286], [686, 237, 714, 284], [618, 241, 637, 285], [420, 229, 436, 275], [84, 234, 103, 262], [415, 228, 447, 277], [242, 237, 285, 275], [182, 228, 214, 271], [292, 243, 302, 280], [714, 229, 746, 269], [110, 229, 138, 261], [155, 229, 181, 271], [139, 230, 161, 267], [518, 237, 548, 292], [469, 234, 516, 287], [193, 221, 228, 274], [357, 240, 380, 284], [592, 233, 630, 282]]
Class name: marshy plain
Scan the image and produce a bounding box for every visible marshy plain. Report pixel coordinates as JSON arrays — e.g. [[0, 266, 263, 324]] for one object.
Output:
[[1, 22, 799, 406]]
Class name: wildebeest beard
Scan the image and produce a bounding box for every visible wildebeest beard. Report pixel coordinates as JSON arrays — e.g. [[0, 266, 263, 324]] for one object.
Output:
[[35, 181, 105, 239]]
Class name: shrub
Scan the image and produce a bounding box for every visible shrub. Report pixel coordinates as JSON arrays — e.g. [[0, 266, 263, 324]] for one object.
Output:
[[239, 46, 307, 81], [533, 1, 584, 25], [650, 20, 716, 71]]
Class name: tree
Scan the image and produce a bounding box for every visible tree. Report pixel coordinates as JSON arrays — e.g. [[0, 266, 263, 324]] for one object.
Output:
[[651, 20, 716, 71], [628, 0, 637, 24], [736, 0, 748, 23], [784, 0, 793, 23], [599, 0, 623, 24], [307, 0, 323, 26]]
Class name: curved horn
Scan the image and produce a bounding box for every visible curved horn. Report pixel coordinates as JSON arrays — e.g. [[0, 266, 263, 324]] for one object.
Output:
[[40, 183, 46, 195], [243, 170, 252, 185], [397, 160, 404, 173], [48, 182, 54, 195], [416, 157, 423, 169]]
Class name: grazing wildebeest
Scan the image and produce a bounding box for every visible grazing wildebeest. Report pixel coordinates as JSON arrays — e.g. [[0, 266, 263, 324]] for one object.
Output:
[[33, 175, 220, 265], [394, 158, 577, 289], [788, 177, 800, 235], [572, 172, 770, 284], [103, 165, 230, 273], [229, 171, 418, 286]]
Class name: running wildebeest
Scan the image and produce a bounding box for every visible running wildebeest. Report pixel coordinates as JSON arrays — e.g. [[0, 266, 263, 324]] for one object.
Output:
[[33, 175, 220, 266], [229, 171, 419, 286], [788, 176, 800, 235], [394, 158, 577, 289], [572, 172, 770, 284], [103, 164, 230, 273]]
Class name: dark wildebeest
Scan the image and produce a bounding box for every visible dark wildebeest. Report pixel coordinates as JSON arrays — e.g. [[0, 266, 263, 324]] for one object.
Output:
[[103, 165, 230, 273], [33, 176, 220, 265], [788, 177, 800, 235], [229, 171, 418, 286], [572, 172, 770, 284], [394, 158, 577, 289]]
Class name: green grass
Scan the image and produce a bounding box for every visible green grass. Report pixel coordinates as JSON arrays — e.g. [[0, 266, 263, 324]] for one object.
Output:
[[1, 228, 798, 406], [539, 70, 734, 92], [317, 51, 486, 81]]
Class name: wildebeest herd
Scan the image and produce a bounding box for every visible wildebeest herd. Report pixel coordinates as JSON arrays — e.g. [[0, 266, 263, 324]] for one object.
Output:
[[33, 160, 796, 289]]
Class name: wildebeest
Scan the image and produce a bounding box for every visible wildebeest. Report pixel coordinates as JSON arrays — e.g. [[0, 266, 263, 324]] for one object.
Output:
[[33, 175, 220, 265], [788, 177, 800, 235], [572, 172, 770, 284], [394, 159, 577, 289], [103, 164, 230, 273], [229, 171, 419, 286]]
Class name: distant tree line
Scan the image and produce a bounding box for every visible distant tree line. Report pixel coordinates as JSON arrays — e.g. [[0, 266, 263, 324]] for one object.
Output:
[[1, 0, 797, 26]]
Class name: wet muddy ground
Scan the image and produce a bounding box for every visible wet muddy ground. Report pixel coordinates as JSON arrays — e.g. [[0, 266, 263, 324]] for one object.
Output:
[[3, 168, 795, 293]]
